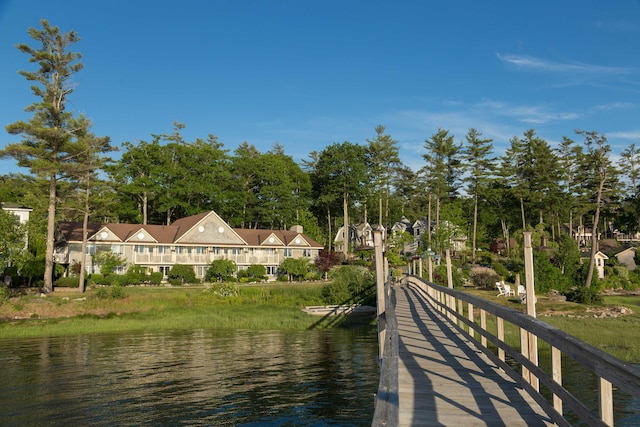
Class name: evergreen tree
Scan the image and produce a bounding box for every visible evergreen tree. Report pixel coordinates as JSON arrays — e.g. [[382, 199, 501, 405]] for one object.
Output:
[[366, 125, 401, 227], [462, 128, 494, 263], [575, 130, 619, 287], [2, 20, 86, 291]]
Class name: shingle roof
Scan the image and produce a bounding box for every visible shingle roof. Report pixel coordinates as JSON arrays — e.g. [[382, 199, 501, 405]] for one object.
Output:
[[56, 211, 323, 249]]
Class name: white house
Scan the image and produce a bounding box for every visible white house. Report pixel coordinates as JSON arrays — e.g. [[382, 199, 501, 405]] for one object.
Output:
[[54, 210, 323, 281], [1, 202, 32, 224]]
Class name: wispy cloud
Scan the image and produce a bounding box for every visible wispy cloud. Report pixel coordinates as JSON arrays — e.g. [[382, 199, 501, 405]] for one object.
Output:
[[608, 130, 640, 140], [595, 20, 640, 33], [476, 99, 579, 125], [591, 102, 634, 112], [496, 53, 633, 75]]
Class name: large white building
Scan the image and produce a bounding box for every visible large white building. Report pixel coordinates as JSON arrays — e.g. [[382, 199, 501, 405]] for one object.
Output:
[[55, 210, 323, 280]]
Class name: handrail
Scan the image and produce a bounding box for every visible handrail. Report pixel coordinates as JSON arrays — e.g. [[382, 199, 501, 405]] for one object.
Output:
[[371, 280, 399, 427], [406, 275, 640, 427]]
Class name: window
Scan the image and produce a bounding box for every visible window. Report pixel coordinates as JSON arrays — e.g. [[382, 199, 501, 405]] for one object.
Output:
[[195, 246, 205, 254], [267, 266, 278, 275], [159, 266, 170, 276], [303, 249, 312, 257], [157, 245, 169, 254], [284, 248, 292, 257], [148, 246, 154, 253], [175, 246, 184, 254], [86, 245, 96, 255], [134, 245, 145, 254], [111, 244, 124, 255], [232, 248, 242, 255]]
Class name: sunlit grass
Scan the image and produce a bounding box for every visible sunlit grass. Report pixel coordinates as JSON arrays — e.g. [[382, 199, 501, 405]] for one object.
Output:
[[0, 283, 373, 339]]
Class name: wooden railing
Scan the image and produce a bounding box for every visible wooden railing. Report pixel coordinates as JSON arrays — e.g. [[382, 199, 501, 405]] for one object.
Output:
[[372, 279, 399, 427], [405, 275, 640, 427]]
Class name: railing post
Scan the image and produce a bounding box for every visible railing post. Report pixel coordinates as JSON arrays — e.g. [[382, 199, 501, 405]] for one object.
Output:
[[374, 228, 385, 362], [552, 346, 563, 416], [599, 377, 613, 426], [523, 231, 539, 392]]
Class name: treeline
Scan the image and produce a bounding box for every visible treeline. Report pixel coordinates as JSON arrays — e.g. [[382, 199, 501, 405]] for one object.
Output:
[[2, 20, 640, 291]]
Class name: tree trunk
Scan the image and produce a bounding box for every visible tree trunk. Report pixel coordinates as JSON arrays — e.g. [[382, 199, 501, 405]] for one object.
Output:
[[142, 191, 148, 225], [585, 179, 606, 288], [327, 208, 332, 253], [79, 175, 90, 293], [343, 191, 349, 257], [44, 174, 57, 292], [472, 191, 478, 264], [520, 197, 526, 230]]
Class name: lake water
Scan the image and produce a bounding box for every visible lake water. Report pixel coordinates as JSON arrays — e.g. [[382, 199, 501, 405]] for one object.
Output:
[[0, 327, 379, 426]]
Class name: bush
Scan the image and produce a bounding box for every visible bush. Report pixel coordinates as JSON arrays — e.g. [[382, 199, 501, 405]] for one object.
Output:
[[168, 264, 197, 284], [149, 272, 163, 285], [469, 266, 500, 288], [126, 265, 148, 285], [108, 274, 127, 287], [322, 266, 375, 305], [54, 276, 80, 288], [205, 259, 237, 282], [89, 274, 109, 286], [110, 284, 126, 299], [204, 282, 239, 298], [168, 278, 183, 286], [247, 264, 267, 281], [565, 286, 602, 305]]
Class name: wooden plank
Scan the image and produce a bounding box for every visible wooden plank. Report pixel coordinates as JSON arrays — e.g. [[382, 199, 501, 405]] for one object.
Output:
[[394, 285, 554, 427]]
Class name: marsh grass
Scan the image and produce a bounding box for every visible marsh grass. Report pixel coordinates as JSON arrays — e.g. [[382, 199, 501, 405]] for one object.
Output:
[[0, 283, 372, 339]]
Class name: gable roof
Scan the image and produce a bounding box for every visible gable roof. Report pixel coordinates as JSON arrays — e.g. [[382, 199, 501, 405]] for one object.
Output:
[[56, 211, 323, 249]]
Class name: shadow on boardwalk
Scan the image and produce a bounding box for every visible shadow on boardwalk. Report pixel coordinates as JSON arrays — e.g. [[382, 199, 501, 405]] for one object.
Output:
[[395, 285, 553, 426]]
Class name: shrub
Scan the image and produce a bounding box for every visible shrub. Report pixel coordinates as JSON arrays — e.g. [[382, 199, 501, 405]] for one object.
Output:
[[322, 266, 375, 305], [126, 265, 148, 285], [565, 286, 602, 305], [205, 259, 237, 282], [149, 272, 163, 285], [247, 264, 267, 281], [110, 284, 126, 299], [54, 276, 80, 288], [469, 266, 500, 288], [89, 274, 109, 286], [204, 282, 239, 297], [108, 274, 127, 287], [168, 278, 182, 286], [168, 264, 197, 284]]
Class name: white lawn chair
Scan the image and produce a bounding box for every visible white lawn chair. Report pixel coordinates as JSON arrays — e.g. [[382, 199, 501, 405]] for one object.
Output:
[[503, 284, 515, 297], [496, 281, 507, 297]]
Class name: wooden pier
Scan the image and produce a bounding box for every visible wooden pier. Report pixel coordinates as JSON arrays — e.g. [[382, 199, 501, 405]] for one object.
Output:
[[394, 284, 553, 426]]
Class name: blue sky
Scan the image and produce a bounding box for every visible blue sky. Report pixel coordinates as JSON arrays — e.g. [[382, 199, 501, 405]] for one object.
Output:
[[2, 0, 640, 176]]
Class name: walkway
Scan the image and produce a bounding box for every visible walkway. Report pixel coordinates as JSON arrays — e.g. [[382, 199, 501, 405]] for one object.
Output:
[[394, 284, 554, 426]]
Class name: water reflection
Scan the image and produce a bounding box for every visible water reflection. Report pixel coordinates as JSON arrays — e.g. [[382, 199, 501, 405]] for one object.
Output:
[[0, 328, 379, 426]]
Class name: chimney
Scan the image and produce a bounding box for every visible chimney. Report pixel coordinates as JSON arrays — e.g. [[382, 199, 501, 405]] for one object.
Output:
[[290, 225, 303, 233]]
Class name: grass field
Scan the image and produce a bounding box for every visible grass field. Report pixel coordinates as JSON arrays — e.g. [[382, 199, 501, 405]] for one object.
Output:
[[0, 283, 374, 339]]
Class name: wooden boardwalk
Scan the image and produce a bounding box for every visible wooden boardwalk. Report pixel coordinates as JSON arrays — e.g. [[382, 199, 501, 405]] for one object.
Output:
[[394, 284, 554, 426]]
